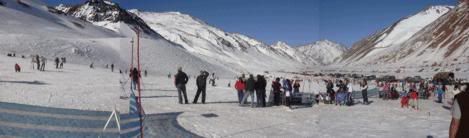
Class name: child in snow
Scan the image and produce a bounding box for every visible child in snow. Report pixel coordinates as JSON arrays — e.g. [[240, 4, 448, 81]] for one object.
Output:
[[401, 95, 410, 108], [409, 89, 419, 109], [14, 63, 21, 72]]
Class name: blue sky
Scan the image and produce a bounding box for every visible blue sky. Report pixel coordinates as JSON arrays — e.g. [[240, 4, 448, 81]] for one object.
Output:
[[44, 0, 457, 47]]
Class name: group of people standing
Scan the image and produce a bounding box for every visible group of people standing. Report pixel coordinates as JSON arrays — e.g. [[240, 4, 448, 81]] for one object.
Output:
[[234, 76, 302, 108], [173, 67, 212, 104], [30, 55, 66, 71], [324, 79, 368, 106], [234, 74, 268, 108]]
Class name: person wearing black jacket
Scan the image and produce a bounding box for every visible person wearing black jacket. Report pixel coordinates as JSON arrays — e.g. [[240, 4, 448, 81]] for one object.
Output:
[[55, 57, 60, 69], [129, 67, 140, 91], [241, 74, 256, 107], [175, 67, 189, 104], [193, 71, 209, 104], [255, 75, 267, 107], [326, 80, 335, 102]]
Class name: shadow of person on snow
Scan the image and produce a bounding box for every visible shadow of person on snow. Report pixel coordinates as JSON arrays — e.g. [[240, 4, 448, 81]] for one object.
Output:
[[139, 95, 177, 99], [144, 112, 202, 138], [0, 80, 48, 85]]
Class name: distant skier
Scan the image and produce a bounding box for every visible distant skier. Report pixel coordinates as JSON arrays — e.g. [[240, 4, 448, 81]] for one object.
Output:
[[209, 73, 216, 86], [129, 67, 140, 91], [144, 70, 147, 77], [193, 71, 209, 104], [14, 63, 21, 72], [61, 57, 66, 64], [55, 57, 60, 69], [40, 56, 46, 71], [168, 73, 171, 79], [111, 64, 114, 72], [175, 67, 189, 104], [59, 58, 64, 69], [36, 55, 40, 70], [90, 63, 94, 69]]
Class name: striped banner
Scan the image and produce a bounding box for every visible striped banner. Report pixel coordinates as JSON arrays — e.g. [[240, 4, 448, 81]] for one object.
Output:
[[0, 101, 141, 137]]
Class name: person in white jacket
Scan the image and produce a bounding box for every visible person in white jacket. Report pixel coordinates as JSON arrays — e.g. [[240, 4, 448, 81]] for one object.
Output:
[[360, 79, 369, 105], [346, 79, 354, 105]]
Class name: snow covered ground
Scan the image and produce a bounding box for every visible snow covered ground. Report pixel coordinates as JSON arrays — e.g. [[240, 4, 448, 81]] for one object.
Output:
[[0, 55, 453, 138]]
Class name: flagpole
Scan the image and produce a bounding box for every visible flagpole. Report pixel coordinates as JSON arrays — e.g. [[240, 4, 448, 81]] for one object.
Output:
[[131, 38, 134, 69], [136, 29, 144, 138], [131, 28, 144, 138]]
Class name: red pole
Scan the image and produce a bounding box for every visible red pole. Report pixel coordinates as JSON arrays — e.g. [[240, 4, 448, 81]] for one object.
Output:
[[136, 29, 144, 138], [131, 38, 134, 68]]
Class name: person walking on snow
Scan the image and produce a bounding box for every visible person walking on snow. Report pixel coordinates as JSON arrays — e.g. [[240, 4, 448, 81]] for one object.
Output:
[[234, 77, 246, 104], [111, 64, 114, 72], [129, 67, 140, 91], [360, 79, 369, 105], [327, 80, 335, 103], [59, 57, 64, 69], [241, 74, 256, 107], [346, 79, 354, 106], [285, 79, 292, 107], [175, 67, 189, 104], [54, 57, 60, 69], [14, 63, 21, 72], [193, 71, 209, 104], [36, 55, 40, 70], [40, 56, 46, 71], [436, 82, 445, 103]]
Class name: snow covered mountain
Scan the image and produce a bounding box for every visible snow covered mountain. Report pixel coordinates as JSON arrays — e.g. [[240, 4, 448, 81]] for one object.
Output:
[[296, 40, 347, 65], [270, 40, 346, 65], [341, 5, 454, 66], [55, 0, 160, 38], [128, 10, 310, 72], [393, 3, 469, 66]]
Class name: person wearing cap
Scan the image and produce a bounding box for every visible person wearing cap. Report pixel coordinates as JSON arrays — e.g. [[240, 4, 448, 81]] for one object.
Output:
[[193, 71, 209, 104], [175, 67, 189, 104]]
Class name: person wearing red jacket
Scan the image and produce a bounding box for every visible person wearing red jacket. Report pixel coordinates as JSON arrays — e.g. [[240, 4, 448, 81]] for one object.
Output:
[[234, 77, 246, 104], [272, 78, 282, 106]]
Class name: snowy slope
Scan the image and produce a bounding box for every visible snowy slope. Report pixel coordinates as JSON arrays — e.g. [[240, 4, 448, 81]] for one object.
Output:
[[128, 10, 309, 73], [0, 55, 453, 138], [0, 0, 238, 77], [296, 40, 348, 65], [341, 6, 453, 65], [394, 3, 469, 67]]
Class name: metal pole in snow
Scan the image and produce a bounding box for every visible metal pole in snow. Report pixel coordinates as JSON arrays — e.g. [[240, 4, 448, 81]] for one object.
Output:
[[131, 38, 134, 68], [137, 30, 144, 138], [131, 28, 144, 138]]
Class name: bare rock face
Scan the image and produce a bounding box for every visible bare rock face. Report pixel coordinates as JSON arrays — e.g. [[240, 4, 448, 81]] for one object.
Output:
[[57, 0, 160, 37]]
